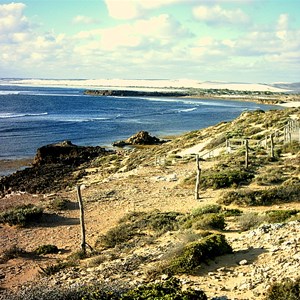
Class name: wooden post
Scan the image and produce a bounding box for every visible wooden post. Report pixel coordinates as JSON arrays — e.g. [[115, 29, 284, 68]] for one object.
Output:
[[195, 154, 201, 200], [76, 185, 86, 255], [270, 133, 274, 159], [245, 139, 249, 169]]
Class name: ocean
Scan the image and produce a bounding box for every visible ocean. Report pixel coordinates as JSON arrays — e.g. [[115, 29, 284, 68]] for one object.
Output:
[[0, 85, 278, 162]]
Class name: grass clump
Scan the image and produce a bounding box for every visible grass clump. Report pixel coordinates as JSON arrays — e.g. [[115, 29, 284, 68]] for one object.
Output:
[[282, 141, 300, 155], [265, 277, 300, 300], [0, 204, 43, 226], [121, 277, 207, 300], [201, 168, 254, 189], [168, 234, 232, 274]]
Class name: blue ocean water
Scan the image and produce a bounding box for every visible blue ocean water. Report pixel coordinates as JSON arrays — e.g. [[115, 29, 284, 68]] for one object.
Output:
[[0, 85, 278, 160]]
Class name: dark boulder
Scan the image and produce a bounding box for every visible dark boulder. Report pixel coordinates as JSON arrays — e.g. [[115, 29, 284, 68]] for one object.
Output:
[[33, 140, 108, 166], [0, 141, 114, 196], [112, 131, 166, 147]]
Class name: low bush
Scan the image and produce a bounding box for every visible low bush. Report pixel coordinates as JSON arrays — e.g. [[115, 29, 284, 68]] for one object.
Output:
[[180, 205, 226, 230], [255, 169, 286, 186], [282, 141, 300, 155], [265, 210, 300, 223], [168, 234, 232, 274], [220, 184, 300, 206], [192, 213, 226, 230], [98, 211, 182, 249], [39, 261, 75, 276], [0, 204, 43, 226], [201, 168, 254, 189], [49, 198, 71, 210], [0, 245, 28, 263], [34, 244, 59, 255], [97, 223, 137, 248], [121, 277, 207, 300], [238, 212, 265, 231], [265, 277, 300, 300]]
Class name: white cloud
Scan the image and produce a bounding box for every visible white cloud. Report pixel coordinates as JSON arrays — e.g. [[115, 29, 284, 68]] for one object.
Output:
[[0, 2, 30, 40], [75, 14, 192, 51], [72, 15, 99, 25], [193, 5, 250, 26], [104, 0, 186, 20], [276, 13, 288, 39]]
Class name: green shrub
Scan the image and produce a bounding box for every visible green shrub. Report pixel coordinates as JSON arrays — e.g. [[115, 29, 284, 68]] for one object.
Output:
[[265, 277, 300, 300], [191, 204, 222, 216], [98, 211, 182, 249], [0, 245, 28, 263], [238, 213, 265, 231], [201, 168, 254, 189], [39, 261, 75, 276], [97, 223, 137, 248], [282, 141, 300, 155], [265, 210, 300, 223], [121, 277, 207, 300], [220, 184, 300, 206], [193, 213, 226, 230], [223, 208, 243, 216], [34, 244, 59, 255], [168, 234, 232, 274], [49, 198, 71, 210], [0, 204, 43, 226], [255, 169, 286, 186]]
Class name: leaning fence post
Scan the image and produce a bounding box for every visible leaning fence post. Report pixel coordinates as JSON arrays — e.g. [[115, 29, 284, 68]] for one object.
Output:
[[195, 154, 201, 200], [76, 185, 86, 255], [245, 139, 249, 169]]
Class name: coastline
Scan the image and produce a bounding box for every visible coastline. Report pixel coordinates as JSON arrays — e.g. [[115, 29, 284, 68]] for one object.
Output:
[[1, 96, 298, 177]]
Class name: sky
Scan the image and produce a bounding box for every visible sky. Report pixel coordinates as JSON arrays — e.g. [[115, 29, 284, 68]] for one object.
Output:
[[0, 0, 299, 83]]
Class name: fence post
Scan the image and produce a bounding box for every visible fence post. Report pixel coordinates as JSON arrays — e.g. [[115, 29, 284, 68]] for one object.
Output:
[[245, 139, 249, 169], [270, 133, 274, 159], [76, 185, 86, 255], [195, 154, 201, 200]]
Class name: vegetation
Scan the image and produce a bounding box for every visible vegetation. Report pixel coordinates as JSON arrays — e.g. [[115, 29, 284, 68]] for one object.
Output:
[[121, 277, 207, 300], [220, 184, 300, 206], [200, 167, 254, 189], [168, 234, 232, 274], [34, 244, 59, 255], [97, 211, 182, 248], [49, 198, 71, 210], [0, 204, 43, 226], [265, 277, 300, 300]]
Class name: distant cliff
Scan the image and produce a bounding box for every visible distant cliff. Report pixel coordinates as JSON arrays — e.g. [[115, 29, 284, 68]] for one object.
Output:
[[84, 89, 189, 97]]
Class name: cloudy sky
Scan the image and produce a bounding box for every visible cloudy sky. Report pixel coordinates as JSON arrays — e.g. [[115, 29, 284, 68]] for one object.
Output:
[[0, 0, 299, 83]]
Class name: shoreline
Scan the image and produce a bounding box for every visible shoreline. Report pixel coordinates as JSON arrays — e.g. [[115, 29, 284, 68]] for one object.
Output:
[[1, 94, 298, 177]]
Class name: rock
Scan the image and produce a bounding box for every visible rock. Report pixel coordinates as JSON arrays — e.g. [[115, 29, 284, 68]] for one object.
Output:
[[0, 141, 114, 195], [239, 259, 248, 266], [113, 131, 166, 147], [33, 140, 109, 166]]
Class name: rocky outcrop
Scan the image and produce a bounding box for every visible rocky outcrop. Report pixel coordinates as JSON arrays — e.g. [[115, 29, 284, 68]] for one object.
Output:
[[33, 140, 108, 166], [112, 131, 166, 147], [0, 141, 113, 196]]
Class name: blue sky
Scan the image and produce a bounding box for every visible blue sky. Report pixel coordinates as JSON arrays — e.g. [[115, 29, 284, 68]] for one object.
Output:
[[0, 0, 299, 83]]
